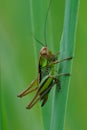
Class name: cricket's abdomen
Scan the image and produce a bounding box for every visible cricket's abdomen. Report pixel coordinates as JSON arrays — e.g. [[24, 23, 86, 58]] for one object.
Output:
[[39, 54, 57, 82]]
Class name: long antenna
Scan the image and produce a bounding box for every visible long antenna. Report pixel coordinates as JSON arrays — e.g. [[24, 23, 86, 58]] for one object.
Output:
[[32, 33, 45, 47], [44, 0, 52, 46]]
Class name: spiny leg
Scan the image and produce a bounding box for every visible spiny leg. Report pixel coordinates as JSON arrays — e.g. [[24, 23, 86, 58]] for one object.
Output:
[[49, 73, 71, 81], [50, 57, 73, 66], [41, 57, 73, 70], [49, 73, 71, 91], [40, 73, 71, 97], [57, 73, 71, 77], [18, 78, 38, 98], [26, 83, 51, 109], [26, 95, 40, 109], [26, 73, 71, 109], [49, 75, 61, 91], [26, 76, 54, 109], [20, 87, 38, 97]]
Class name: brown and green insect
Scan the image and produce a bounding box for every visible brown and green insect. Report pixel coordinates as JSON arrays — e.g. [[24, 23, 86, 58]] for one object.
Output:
[[18, 0, 72, 109]]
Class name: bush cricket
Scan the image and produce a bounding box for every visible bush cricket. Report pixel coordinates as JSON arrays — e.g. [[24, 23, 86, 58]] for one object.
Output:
[[18, 0, 72, 109]]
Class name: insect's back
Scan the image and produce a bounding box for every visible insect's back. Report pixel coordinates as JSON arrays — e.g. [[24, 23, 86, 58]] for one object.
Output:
[[39, 47, 58, 82]]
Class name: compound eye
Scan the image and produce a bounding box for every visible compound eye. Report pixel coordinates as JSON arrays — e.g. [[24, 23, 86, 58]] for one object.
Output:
[[40, 47, 48, 56]]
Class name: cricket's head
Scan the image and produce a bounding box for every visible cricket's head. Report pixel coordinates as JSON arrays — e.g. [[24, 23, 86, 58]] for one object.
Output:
[[40, 47, 49, 57], [40, 47, 48, 56], [40, 47, 51, 59]]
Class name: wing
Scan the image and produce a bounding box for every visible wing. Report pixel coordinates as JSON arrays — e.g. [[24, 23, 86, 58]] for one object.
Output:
[[38, 55, 50, 82], [26, 75, 54, 109]]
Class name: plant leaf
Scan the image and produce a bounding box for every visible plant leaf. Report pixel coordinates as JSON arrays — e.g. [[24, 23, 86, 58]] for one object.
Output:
[[50, 0, 80, 130]]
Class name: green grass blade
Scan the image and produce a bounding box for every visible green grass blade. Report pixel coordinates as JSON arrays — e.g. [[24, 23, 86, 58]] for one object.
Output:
[[0, 0, 44, 130], [50, 0, 80, 130]]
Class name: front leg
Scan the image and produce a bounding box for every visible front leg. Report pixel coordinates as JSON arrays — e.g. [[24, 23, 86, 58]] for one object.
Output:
[[50, 56, 73, 65]]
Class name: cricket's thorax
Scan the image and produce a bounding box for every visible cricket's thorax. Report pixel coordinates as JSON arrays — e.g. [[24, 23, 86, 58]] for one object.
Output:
[[39, 46, 57, 81]]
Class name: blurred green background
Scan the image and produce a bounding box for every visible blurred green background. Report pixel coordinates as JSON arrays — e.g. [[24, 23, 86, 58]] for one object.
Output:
[[0, 0, 87, 130]]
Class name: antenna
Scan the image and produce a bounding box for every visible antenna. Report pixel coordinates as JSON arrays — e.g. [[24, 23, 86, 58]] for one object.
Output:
[[32, 33, 44, 47], [44, 0, 52, 46], [32, 0, 52, 47]]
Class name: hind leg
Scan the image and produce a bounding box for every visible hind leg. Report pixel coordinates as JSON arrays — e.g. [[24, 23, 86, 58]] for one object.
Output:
[[49, 73, 70, 91]]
